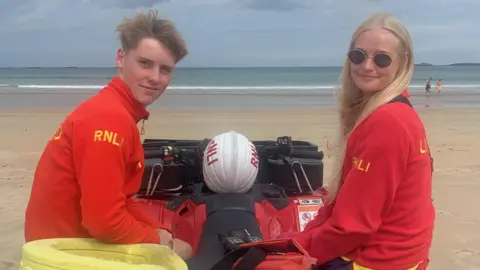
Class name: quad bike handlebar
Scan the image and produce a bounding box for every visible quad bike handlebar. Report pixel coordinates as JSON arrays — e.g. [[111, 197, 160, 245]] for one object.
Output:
[[144, 146, 198, 161], [141, 136, 324, 197], [259, 145, 324, 160], [255, 135, 324, 160], [143, 136, 324, 162]]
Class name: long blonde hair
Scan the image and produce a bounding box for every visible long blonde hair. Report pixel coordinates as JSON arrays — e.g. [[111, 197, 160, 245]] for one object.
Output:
[[326, 12, 415, 200]]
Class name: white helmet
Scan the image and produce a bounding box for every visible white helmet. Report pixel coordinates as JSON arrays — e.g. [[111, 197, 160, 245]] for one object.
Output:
[[202, 131, 259, 194]]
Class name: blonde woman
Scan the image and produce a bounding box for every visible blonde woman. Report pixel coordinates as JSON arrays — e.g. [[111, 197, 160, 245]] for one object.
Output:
[[286, 13, 435, 269]]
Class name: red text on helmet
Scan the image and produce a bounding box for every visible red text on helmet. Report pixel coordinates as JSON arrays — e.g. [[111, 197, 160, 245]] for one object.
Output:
[[206, 139, 218, 165], [250, 144, 259, 168]]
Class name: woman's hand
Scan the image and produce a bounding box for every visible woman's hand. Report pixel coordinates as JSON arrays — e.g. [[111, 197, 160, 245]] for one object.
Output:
[[156, 229, 173, 248], [173, 238, 193, 260]]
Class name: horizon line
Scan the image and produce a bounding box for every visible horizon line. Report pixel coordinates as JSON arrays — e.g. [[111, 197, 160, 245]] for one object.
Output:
[[0, 62, 478, 69]]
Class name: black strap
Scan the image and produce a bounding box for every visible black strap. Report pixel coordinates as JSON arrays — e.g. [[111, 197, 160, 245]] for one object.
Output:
[[387, 94, 412, 107], [210, 247, 267, 270], [388, 95, 434, 174], [233, 247, 268, 270]]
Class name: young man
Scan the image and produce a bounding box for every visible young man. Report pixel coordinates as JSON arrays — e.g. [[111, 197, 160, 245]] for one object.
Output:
[[24, 10, 192, 259]]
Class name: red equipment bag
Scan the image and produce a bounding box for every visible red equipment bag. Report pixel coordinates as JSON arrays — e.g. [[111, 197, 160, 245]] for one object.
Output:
[[210, 238, 318, 270]]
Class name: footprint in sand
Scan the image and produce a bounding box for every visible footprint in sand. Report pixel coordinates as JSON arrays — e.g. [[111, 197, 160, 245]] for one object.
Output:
[[0, 261, 15, 270], [460, 220, 480, 225], [436, 210, 459, 217], [455, 249, 480, 259], [452, 249, 480, 269], [435, 167, 473, 175]]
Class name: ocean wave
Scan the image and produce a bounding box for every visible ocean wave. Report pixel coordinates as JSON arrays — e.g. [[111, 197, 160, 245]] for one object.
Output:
[[2, 84, 105, 89], [0, 83, 479, 92], [0, 84, 337, 90], [409, 84, 480, 88]]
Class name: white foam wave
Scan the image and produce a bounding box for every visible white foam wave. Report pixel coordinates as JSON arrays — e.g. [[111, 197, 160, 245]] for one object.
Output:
[[6, 84, 336, 90], [1, 84, 480, 91], [16, 84, 105, 89], [409, 84, 480, 88]]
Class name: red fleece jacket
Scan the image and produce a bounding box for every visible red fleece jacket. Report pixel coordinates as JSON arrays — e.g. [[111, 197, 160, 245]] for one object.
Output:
[[293, 99, 435, 269], [25, 77, 167, 244]]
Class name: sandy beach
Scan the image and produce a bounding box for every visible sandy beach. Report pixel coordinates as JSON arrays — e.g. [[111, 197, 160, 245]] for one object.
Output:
[[0, 107, 479, 270]]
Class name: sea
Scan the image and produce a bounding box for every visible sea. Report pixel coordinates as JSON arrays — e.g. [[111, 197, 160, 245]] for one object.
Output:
[[1, 66, 479, 110]]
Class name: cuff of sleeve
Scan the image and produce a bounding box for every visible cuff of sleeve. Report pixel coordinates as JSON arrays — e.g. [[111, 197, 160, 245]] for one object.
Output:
[[148, 229, 161, 244]]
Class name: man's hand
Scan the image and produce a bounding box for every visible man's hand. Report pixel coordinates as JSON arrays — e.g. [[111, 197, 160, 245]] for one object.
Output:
[[157, 229, 173, 248], [173, 238, 193, 260]]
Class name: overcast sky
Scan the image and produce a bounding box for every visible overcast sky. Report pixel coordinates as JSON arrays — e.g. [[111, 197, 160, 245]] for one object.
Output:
[[0, 0, 478, 67]]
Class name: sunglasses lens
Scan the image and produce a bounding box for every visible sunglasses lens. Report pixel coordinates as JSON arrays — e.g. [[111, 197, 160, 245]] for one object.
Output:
[[348, 49, 366, 65], [374, 53, 392, 68]]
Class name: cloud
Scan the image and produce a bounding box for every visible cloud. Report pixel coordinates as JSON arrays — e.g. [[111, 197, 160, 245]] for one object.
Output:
[[0, 0, 479, 67], [94, 0, 170, 9], [0, 0, 34, 15], [239, 0, 305, 11], [0, 0, 87, 31], [0, 0, 36, 24], [11, 0, 64, 28]]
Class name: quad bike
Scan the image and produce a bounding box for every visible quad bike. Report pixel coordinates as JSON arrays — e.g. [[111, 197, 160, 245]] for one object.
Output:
[[134, 136, 327, 269]]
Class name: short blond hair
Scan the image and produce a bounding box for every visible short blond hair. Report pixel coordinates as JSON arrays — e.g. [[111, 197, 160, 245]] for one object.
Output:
[[116, 9, 188, 63]]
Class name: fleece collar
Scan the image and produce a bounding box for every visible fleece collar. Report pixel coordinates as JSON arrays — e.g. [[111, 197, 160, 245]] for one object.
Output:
[[106, 76, 150, 123]]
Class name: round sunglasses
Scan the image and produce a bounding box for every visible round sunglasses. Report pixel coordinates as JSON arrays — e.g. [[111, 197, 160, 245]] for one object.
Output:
[[347, 48, 393, 68]]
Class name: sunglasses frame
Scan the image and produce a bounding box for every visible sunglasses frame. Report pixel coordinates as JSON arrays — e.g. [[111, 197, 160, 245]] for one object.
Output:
[[347, 48, 393, 68]]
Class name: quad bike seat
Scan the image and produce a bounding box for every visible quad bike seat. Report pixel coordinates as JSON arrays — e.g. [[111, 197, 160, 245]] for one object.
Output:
[[186, 193, 263, 270]]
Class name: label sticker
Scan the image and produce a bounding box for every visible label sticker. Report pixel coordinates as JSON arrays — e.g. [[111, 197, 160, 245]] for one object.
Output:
[[298, 198, 323, 205], [298, 204, 322, 231]]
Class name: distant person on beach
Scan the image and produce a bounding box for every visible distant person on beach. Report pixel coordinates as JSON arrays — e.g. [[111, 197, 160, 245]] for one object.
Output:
[[24, 10, 192, 260], [436, 79, 443, 93], [425, 77, 432, 93], [283, 12, 434, 270]]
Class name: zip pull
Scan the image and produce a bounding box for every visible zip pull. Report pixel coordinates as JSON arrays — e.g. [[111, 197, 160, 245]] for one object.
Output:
[[140, 119, 146, 135]]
